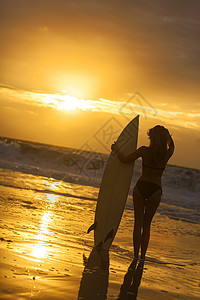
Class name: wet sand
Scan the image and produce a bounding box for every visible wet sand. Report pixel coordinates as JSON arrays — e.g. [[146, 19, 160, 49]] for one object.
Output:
[[0, 170, 200, 299]]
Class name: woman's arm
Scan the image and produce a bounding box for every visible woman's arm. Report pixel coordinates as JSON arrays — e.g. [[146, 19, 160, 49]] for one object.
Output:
[[111, 143, 145, 163]]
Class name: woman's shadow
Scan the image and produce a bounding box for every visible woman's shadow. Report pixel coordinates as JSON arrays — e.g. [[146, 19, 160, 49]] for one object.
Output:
[[77, 247, 109, 300], [77, 248, 144, 300], [117, 259, 144, 300]]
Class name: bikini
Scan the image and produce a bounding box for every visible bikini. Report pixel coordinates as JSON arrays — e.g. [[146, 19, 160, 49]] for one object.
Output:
[[135, 163, 165, 200]]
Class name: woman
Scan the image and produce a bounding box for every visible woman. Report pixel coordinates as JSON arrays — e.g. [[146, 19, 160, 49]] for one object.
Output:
[[111, 125, 174, 264]]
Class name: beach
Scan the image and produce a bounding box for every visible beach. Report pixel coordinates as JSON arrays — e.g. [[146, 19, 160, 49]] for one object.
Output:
[[0, 138, 200, 299]]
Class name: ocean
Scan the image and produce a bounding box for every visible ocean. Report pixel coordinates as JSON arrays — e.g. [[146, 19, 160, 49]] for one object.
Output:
[[0, 136, 199, 299], [0, 136, 199, 223]]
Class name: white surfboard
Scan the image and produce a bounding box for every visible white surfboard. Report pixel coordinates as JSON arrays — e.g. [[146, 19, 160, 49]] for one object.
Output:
[[87, 116, 139, 249]]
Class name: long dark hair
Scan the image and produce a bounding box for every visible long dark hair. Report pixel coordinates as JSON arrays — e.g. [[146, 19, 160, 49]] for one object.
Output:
[[147, 125, 170, 163]]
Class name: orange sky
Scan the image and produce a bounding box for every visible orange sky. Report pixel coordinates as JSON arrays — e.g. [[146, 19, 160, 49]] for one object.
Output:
[[0, 0, 200, 169]]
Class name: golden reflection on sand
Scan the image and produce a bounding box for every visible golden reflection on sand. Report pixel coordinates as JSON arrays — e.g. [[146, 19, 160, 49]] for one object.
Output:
[[32, 211, 52, 259], [46, 193, 58, 203], [32, 181, 60, 260]]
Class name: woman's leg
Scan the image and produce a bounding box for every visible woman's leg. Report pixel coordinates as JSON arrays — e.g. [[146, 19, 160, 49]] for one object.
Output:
[[133, 186, 145, 258], [140, 189, 161, 259]]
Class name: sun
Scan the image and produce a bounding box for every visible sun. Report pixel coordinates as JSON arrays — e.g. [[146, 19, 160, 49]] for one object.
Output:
[[56, 93, 93, 111], [17, 87, 94, 112]]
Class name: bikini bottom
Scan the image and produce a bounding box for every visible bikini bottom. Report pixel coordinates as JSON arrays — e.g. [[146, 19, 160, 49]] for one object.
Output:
[[135, 180, 162, 200]]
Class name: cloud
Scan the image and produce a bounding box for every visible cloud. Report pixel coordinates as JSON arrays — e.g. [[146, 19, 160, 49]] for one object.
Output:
[[1, 85, 200, 130]]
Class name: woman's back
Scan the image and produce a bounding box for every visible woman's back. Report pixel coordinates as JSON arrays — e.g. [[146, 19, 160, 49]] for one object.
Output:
[[140, 145, 173, 186]]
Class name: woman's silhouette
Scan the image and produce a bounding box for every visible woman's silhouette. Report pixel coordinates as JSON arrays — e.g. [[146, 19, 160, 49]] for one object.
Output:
[[111, 125, 174, 264]]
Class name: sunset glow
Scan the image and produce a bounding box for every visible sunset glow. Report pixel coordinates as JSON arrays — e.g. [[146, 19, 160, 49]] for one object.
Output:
[[1, 85, 199, 130], [0, 0, 199, 169]]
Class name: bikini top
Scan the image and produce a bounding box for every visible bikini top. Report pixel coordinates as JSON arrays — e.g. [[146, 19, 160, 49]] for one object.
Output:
[[142, 163, 165, 170]]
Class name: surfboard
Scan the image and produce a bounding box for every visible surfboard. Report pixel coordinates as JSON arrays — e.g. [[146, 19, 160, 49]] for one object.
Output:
[[87, 115, 139, 249]]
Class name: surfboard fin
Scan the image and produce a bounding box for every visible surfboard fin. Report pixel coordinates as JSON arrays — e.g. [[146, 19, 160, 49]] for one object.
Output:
[[87, 222, 97, 234], [104, 229, 114, 243]]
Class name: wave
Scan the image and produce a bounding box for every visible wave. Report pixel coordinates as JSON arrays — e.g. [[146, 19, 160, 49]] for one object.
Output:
[[1, 136, 199, 193], [0, 137, 107, 187]]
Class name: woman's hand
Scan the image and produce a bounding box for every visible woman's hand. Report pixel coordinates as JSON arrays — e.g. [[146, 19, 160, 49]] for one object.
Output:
[[165, 129, 172, 144], [111, 141, 119, 152]]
